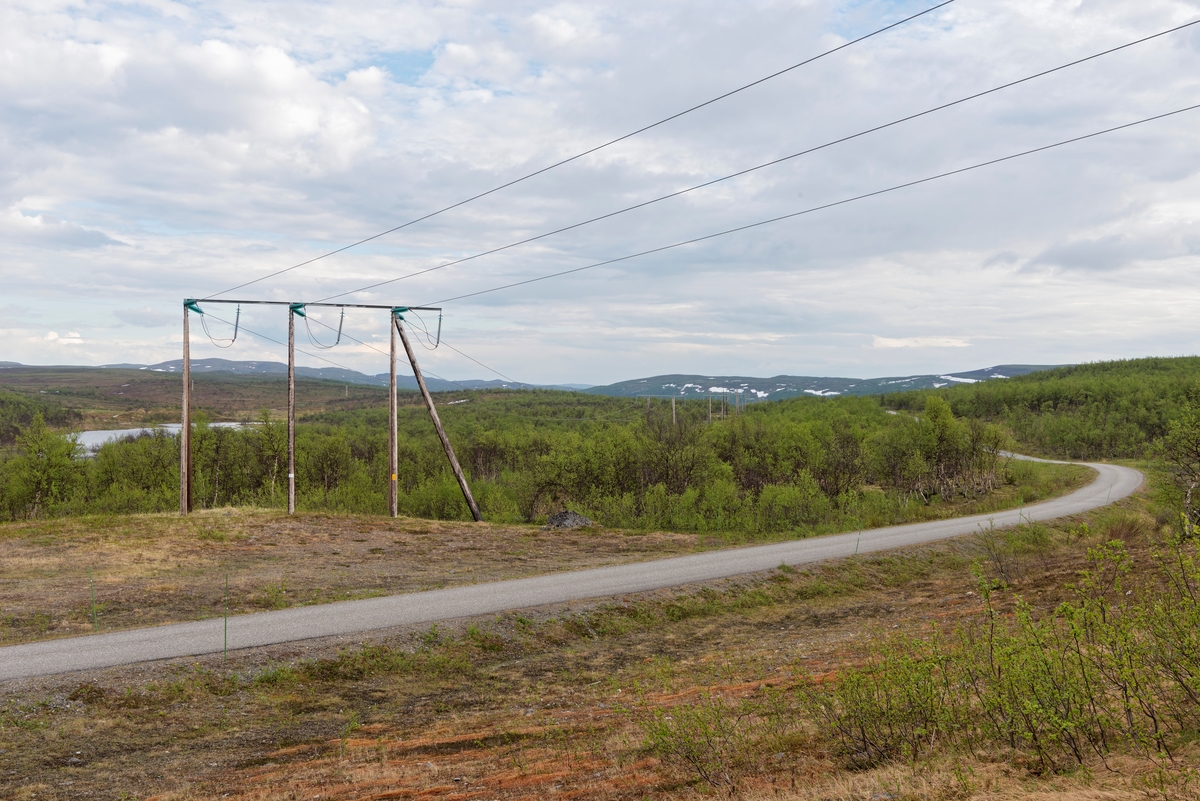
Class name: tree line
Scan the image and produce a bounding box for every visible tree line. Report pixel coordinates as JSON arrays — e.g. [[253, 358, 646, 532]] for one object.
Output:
[[884, 357, 1200, 459], [0, 392, 1019, 536], [0, 387, 80, 446]]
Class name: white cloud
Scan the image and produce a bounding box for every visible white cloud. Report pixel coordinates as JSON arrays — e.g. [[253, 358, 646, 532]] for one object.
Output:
[[2, 0, 1200, 383], [114, 307, 177, 328], [44, 331, 85, 345], [0, 206, 125, 249], [872, 336, 972, 349]]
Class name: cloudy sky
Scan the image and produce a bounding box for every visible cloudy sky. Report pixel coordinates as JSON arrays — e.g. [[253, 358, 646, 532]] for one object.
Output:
[[3, 0, 1200, 385]]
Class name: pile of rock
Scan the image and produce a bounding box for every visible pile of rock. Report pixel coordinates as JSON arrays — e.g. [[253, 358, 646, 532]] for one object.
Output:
[[545, 510, 595, 529]]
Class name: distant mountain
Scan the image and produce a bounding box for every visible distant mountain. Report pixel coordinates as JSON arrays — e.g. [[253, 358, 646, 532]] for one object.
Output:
[[582, 365, 1065, 400], [109, 357, 387, 385], [367, 375, 587, 392], [87, 358, 585, 393], [1, 359, 1061, 400]]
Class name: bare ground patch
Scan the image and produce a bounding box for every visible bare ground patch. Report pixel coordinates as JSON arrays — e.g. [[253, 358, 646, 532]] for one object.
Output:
[[0, 510, 701, 646], [4, 491, 1196, 800]]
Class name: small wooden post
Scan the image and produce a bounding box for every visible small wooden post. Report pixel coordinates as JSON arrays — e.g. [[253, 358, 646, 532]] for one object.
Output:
[[287, 306, 296, 515], [181, 301, 192, 515], [394, 314, 482, 522], [388, 318, 399, 517]]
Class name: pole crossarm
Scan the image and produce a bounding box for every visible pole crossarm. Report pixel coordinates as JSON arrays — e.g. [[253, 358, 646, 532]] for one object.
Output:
[[187, 298, 441, 311]]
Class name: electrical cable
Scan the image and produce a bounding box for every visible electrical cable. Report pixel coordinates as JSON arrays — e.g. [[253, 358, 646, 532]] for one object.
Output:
[[199, 304, 240, 348], [302, 311, 510, 392], [396, 314, 514, 383], [436, 340, 516, 384], [421, 102, 1200, 306], [311, 15, 1200, 304], [406, 309, 442, 350], [302, 309, 542, 392], [198, 309, 367, 375], [199, 308, 641, 421], [199, 309, 518, 413], [304, 307, 345, 349], [200, 0, 956, 301]]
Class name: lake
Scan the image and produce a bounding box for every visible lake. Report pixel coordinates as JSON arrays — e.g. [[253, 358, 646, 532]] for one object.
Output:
[[75, 423, 248, 452]]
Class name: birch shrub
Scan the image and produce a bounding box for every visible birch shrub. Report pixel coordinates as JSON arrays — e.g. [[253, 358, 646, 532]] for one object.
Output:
[[800, 534, 1200, 773]]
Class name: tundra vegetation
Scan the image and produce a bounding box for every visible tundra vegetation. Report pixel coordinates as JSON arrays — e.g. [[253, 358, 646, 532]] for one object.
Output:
[[0, 387, 1052, 539], [4, 356, 1200, 800], [884, 356, 1200, 460]]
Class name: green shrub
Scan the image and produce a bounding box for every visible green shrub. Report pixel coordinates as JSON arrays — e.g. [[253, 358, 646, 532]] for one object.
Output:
[[799, 537, 1200, 772]]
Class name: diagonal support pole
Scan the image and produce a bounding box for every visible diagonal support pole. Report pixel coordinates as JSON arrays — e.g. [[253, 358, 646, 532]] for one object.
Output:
[[394, 314, 482, 522]]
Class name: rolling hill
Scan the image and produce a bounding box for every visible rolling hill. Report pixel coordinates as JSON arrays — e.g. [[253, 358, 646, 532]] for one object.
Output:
[[0, 360, 1064, 403], [95, 358, 583, 393], [581, 365, 1063, 400]]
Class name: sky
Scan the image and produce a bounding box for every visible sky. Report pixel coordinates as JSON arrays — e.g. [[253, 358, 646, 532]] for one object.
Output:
[[3, 0, 1200, 386]]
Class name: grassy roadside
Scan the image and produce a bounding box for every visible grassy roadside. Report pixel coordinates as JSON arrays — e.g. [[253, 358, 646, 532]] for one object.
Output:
[[0, 512, 700, 647], [4, 472, 1193, 800], [0, 461, 1089, 647]]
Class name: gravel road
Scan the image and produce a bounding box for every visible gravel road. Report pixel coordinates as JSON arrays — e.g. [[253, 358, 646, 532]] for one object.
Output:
[[0, 459, 1141, 681]]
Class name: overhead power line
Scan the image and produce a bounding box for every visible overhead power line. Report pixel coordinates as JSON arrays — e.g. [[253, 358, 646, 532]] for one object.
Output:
[[312, 16, 1200, 304], [200, 0, 957, 302], [198, 309, 678, 419], [437, 340, 518, 384], [200, 306, 478, 390], [197, 306, 616, 412], [191, 298, 518, 388], [299, 310, 520, 389], [198, 310, 368, 376], [421, 103, 1200, 306]]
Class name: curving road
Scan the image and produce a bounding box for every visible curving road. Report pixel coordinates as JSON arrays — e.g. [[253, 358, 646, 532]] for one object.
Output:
[[0, 459, 1141, 681]]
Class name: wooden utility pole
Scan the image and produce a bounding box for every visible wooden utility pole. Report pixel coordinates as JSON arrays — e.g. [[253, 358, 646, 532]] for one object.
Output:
[[174, 297, 445, 519], [287, 305, 297, 515], [394, 313, 482, 522], [708, 394, 712, 424], [671, 396, 676, 425], [388, 319, 399, 517], [180, 301, 192, 515]]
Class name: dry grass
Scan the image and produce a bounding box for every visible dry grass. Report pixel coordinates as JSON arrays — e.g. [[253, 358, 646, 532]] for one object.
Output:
[[0, 509, 701, 645], [741, 753, 1200, 800], [6, 490, 1200, 801]]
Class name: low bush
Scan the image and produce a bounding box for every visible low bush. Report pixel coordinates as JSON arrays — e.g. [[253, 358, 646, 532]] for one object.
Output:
[[799, 535, 1200, 772]]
